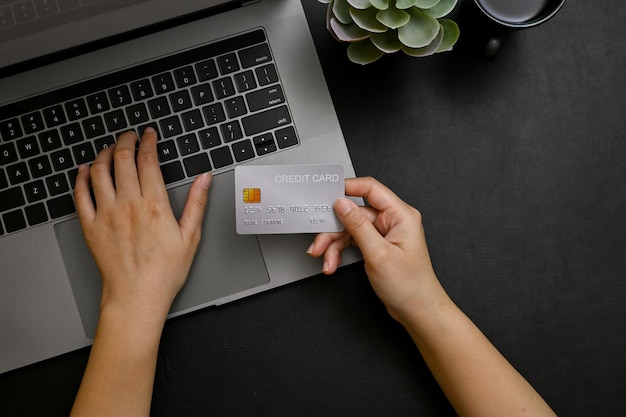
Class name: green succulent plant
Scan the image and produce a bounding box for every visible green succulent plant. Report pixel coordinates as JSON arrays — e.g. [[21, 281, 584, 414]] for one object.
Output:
[[318, 0, 460, 64]]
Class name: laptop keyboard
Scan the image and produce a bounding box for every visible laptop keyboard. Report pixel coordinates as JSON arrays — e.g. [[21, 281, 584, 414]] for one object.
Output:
[[0, 28, 299, 236]]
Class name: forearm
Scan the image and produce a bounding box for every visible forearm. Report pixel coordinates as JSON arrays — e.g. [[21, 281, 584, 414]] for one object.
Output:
[[398, 287, 556, 417], [70, 307, 167, 417]]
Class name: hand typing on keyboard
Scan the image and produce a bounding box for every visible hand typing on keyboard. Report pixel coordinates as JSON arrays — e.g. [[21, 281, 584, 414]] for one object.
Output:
[[74, 128, 211, 321], [71, 128, 211, 417]]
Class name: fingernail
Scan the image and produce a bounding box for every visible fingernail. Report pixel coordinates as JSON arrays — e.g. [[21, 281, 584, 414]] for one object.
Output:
[[144, 126, 156, 134], [335, 198, 357, 216], [322, 261, 330, 273], [306, 242, 315, 254], [198, 172, 212, 190]]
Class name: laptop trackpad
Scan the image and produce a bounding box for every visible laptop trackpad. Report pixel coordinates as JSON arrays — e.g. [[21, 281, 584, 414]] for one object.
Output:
[[55, 171, 269, 339]]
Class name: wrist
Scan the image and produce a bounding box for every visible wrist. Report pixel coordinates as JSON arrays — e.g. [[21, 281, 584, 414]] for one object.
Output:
[[99, 283, 175, 324], [387, 277, 454, 332], [97, 299, 169, 339]]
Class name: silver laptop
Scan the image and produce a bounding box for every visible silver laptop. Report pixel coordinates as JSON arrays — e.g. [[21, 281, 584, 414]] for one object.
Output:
[[0, 0, 360, 374]]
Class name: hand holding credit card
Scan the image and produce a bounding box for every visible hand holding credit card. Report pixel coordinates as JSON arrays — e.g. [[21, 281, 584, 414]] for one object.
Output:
[[235, 164, 345, 234]]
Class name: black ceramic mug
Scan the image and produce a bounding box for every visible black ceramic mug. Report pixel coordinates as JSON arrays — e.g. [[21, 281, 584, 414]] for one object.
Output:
[[473, 0, 566, 58]]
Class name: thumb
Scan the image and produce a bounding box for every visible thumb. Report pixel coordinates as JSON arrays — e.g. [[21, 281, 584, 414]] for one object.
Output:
[[179, 173, 212, 243], [335, 198, 386, 257]]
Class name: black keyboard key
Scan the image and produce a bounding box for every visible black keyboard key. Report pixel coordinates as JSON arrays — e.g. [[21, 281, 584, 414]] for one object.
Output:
[[234, 70, 257, 93], [181, 109, 204, 132], [130, 79, 154, 101], [275, 126, 299, 149], [213, 77, 235, 99], [148, 96, 171, 119], [3, 209, 26, 233], [42, 105, 66, 127], [0, 168, 7, 189], [104, 109, 128, 132], [38, 130, 62, 152], [210, 146, 233, 169], [198, 127, 221, 149], [232, 139, 255, 163], [152, 72, 175, 95], [21, 111, 45, 134], [252, 132, 273, 147], [82, 115, 106, 139], [0, 142, 19, 165], [0, 7, 15, 30], [86, 91, 111, 114], [108, 85, 132, 108], [34, 0, 58, 15], [239, 43, 271, 68], [25, 203, 48, 226], [183, 153, 211, 177], [253, 133, 277, 155], [46, 173, 70, 196], [0, 186, 25, 213], [47, 194, 76, 219], [24, 180, 47, 203], [169, 90, 192, 112], [94, 136, 115, 153], [202, 103, 226, 125], [126, 103, 150, 126], [246, 85, 285, 112], [176, 134, 200, 156], [73, 142, 96, 165], [14, 9, 34, 24], [51, 148, 74, 171], [28, 155, 52, 178], [65, 98, 88, 121], [159, 116, 182, 138], [7, 161, 30, 184], [195, 59, 218, 81], [255, 142, 277, 156], [242, 105, 291, 136], [67, 168, 79, 189], [191, 83, 214, 105], [58, 0, 80, 11], [217, 53, 239, 75], [16, 135, 40, 159], [173, 66, 197, 88], [160, 161, 185, 184], [11, 5, 30, 23], [0, 118, 22, 141], [157, 140, 178, 162], [60, 122, 84, 145], [255, 63, 279, 86], [224, 96, 247, 118], [220, 121, 243, 143]]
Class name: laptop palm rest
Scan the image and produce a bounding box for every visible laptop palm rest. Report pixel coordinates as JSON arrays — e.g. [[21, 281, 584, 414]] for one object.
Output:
[[55, 171, 269, 339]]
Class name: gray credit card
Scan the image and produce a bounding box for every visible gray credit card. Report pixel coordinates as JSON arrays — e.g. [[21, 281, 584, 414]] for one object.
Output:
[[234, 164, 345, 234]]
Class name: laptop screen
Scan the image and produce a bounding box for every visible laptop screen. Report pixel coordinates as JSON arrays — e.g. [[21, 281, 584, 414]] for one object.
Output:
[[0, 0, 229, 72]]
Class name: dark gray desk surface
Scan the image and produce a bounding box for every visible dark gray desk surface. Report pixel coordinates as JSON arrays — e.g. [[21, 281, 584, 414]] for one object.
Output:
[[2, 1, 625, 416]]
